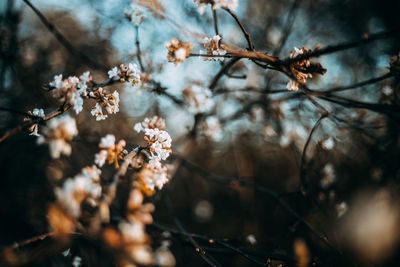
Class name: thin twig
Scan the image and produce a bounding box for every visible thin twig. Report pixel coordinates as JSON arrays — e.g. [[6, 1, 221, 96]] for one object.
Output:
[[163, 192, 222, 267], [22, 0, 105, 70], [222, 7, 254, 51]]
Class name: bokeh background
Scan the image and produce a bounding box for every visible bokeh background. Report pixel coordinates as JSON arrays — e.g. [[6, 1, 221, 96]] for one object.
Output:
[[1, 0, 400, 266]]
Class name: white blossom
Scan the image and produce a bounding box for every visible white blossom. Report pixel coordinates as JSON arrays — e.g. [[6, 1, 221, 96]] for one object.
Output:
[[72, 256, 82, 267], [108, 63, 141, 86], [26, 108, 45, 136], [108, 67, 119, 79], [203, 116, 222, 141], [55, 165, 102, 217], [105, 91, 120, 114], [144, 128, 172, 160], [320, 163, 336, 188], [91, 103, 108, 121], [183, 85, 214, 114], [94, 150, 108, 167], [71, 92, 83, 114], [321, 137, 335, 150], [202, 35, 227, 61], [38, 115, 78, 158], [174, 48, 187, 61]]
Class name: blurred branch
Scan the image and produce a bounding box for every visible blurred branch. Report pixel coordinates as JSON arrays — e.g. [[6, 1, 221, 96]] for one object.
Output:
[[299, 113, 330, 195], [135, 25, 146, 72], [150, 222, 295, 264], [163, 192, 223, 267], [22, 0, 106, 71], [176, 156, 341, 255], [283, 29, 399, 64], [321, 72, 393, 93], [222, 7, 255, 51]]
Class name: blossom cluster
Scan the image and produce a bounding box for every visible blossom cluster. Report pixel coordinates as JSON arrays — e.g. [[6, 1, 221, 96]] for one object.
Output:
[[194, 0, 238, 14], [38, 115, 78, 158], [90, 88, 120, 121], [49, 71, 92, 114], [166, 38, 193, 65], [201, 35, 227, 61], [55, 165, 102, 218], [134, 116, 172, 194], [183, 84, 214, 114], [286, 47, 313, 91], [94, 134, 126, 168], [108, 63, 141, 86], [134, 117, 172, 161], [25, 108, 45, 136], [286, 47, 326, 91]]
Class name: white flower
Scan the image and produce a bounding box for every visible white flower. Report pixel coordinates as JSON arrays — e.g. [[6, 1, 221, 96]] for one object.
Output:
[[175, 48, 187, 61], [32, 108, 45, 118], [100, 134, 115, 148], [94, 150, 108, 167], [134, 116, 166, 133], [321, 137, 334, 150], [91, 103, 108, 121], [155, 246, 176, 267], [119, 221, 147, 243], [144, 128, 172, 160], [336, 201, 348, 218], [27, 108, 45, 137], [202, 35, 226, 61], [134, 122, 143, 133], [183, 85, 214, 114], [49, 74, 63, 89], [71, 92, 84, 114], [78, 71, 91, 92], [141, 157, 169, 190], [38, 115, 78, 158], [246, 234, 257, 245], [286, 79, 299, 91], [72, 256, 82, 267], [320, 163, 336, 189], [127, 63, 141, 86], [105, 91, 120, 114], [55, 165, 101, 217], [166, 39, 192, 65], [203, 116, 222, 141], [108, 67, 119, 79]]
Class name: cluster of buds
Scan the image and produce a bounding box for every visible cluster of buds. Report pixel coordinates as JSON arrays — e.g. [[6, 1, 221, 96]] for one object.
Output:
[[136, 157, 169, 195], [134, 116, 166, 132], [54, 165, 102, 218], [24, 108, 45, 136], [108, 63, 141, 86], [49, 71, 92, 114], [183, 84, 214, 114], [94, 134, 127, 168], [38, 115, 78, 158], [286, 47, 326, 91], [201, 35, 227, 61], [113, 188, 174, 266], [133, 117, 172, 194], [134, 117, 172, 161], [194, 0, 238, 14], [90, 88, 120, 121], [166, 38, 193, 65]]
